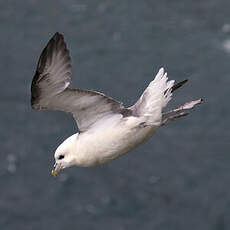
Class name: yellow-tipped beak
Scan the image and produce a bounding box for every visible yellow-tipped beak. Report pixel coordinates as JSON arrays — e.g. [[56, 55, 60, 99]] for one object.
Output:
[[51, 169, 57, 177], [51, 163, 62, 177]]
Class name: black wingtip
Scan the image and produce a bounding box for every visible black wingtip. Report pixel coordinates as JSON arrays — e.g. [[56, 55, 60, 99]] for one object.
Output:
[[53, 32, 63, 39], [171, 79, 188, 92]]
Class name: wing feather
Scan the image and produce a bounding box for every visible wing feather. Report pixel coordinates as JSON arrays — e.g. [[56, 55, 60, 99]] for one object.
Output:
[[31, 32, 130, 132]]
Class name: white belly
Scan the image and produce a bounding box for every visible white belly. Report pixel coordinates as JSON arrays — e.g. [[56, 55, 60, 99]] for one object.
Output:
[[75, 116, 158, 167]]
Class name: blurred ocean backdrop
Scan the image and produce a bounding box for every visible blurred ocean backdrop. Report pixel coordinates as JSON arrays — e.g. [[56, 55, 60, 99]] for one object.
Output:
[[0, 0, 230, 229]]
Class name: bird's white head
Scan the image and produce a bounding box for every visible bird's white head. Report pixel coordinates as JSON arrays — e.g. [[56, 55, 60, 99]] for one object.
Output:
[[51, 133, 78, 176]]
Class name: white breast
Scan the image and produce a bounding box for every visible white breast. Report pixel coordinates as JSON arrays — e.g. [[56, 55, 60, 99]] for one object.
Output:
[[74, 115, 158, 167]]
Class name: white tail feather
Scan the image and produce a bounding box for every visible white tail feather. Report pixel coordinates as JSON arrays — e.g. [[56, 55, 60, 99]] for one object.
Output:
[[130, 68, 175, 125]]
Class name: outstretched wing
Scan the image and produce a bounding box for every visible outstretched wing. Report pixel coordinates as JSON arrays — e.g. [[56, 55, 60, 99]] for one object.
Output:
[[31, 32, 130, 132]]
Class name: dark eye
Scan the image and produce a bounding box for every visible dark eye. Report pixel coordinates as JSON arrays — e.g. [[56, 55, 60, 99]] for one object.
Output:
[[58, 155, 64, 160]]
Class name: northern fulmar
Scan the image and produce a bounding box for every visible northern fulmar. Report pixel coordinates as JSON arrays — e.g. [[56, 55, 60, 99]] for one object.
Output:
[[31, 33, 203, 176]]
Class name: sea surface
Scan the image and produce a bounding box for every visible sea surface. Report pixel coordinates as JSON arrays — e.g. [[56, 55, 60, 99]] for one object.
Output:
[[0, 1, 230, 229]]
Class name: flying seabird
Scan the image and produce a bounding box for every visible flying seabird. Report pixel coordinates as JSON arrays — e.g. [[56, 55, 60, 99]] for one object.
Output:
[[31, 32, 202, 176]]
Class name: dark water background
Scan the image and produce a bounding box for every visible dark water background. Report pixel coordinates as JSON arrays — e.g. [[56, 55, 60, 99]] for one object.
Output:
[[1, 1, 230, 229]]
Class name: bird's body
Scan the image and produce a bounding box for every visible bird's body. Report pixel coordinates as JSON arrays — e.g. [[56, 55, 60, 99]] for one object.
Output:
[[63, 116, 157, 167], [31, 32, 202, 175]]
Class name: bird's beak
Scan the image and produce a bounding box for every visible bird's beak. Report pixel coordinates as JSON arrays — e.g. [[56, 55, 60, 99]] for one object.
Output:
[[51, 162, 62, 177]]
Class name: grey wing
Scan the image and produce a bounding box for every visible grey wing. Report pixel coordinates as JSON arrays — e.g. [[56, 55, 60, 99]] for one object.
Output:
[[31, 32, 72, 106], [31, 32, 131, 132]]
